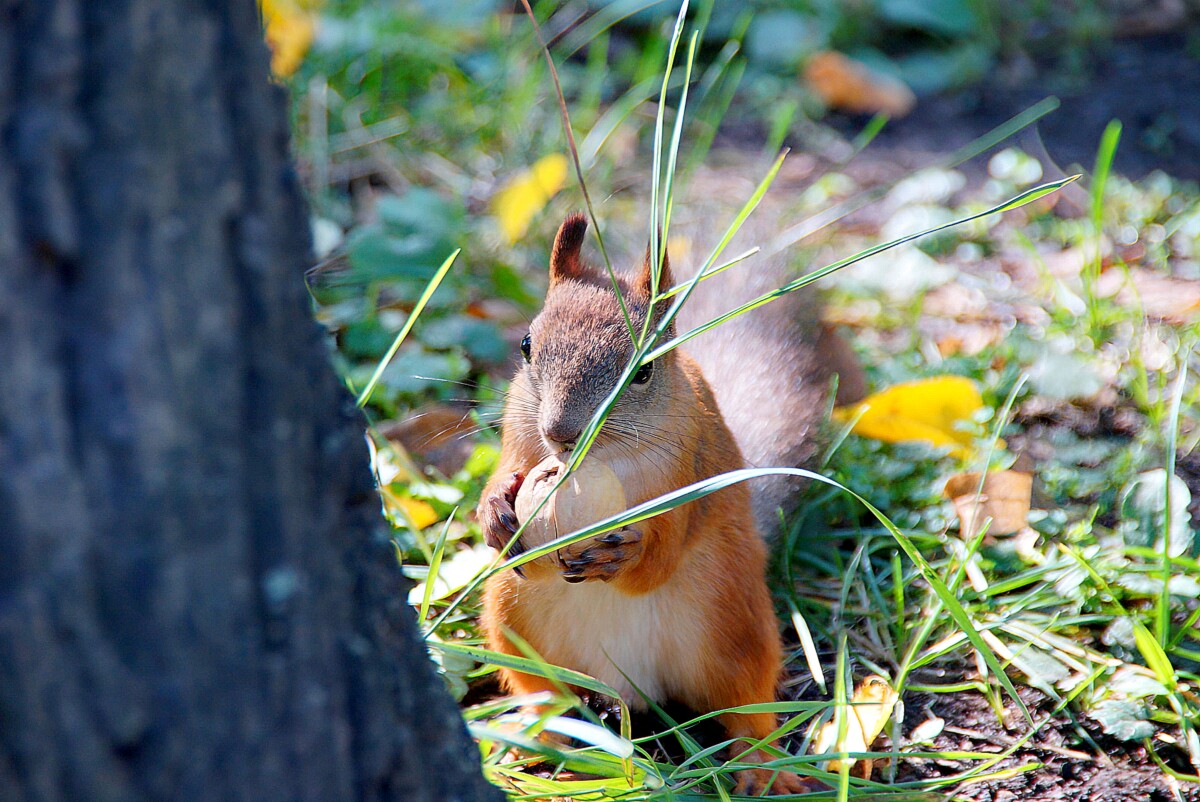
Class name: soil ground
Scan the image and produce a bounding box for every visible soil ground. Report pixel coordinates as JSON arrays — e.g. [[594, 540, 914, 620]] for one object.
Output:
[[839, 31, 1200, 182], [893, 682, 1197, 802]]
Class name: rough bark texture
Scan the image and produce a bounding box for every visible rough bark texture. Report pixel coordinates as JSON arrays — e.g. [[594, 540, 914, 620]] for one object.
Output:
[[0, 2, 500, 800]]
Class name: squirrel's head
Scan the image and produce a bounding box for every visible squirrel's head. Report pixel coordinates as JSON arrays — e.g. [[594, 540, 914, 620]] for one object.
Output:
[[518, 213, 677, 454]]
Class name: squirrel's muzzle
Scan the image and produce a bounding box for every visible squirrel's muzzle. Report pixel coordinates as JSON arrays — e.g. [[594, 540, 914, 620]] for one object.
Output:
[[540, 417, 582, 449]]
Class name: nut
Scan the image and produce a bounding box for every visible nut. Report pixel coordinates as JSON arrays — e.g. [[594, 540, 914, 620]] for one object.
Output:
[[514, 455, 628, 554]]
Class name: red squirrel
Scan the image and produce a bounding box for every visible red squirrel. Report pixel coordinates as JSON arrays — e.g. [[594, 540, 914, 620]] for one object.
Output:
[[478, 213, 840, 795]]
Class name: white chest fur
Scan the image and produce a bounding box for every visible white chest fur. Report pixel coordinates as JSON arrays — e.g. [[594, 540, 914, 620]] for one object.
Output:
[[518, 578, 702, 708]]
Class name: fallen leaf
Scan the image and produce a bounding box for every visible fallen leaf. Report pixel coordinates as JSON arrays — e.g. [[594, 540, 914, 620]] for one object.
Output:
[[1090, 698, 1156, 741], [1108, 665, 1168, 700], [1096, 267, 1200, 324], [804, 51, 916, 117], [978, 629, 1070, 692], [944, 470, 1033, 539], [491, 154, 569, 244], [1120, 468, 1193, 557], [380, 405, 478, 477], [395, 496, 440, 530], [261, 0, 318, 77], [934, 322, 1004, 357], [1013, 527, 1042, 562], [813, 675, 898, 777], [833, 376, 987, 458], [920, 282, 989, 320]]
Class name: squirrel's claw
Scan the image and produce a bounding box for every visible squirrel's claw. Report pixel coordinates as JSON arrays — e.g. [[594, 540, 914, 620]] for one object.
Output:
[[559, 527, 643, 583], [731, 748, 823, 796], [734, 767, 822, 796], [479, 472, 527, 574]]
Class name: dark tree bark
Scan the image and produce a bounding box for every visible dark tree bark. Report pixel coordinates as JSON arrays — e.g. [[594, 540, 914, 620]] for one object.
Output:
[[0, 2, 500, 800]]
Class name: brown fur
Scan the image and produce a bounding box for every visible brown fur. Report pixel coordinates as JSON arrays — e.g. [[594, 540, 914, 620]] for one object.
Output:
[[478, 216, 813, 795]]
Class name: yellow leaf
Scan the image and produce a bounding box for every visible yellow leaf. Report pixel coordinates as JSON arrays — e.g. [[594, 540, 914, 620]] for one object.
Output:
[[261, 0, 317, 78], [491, 154, 570, 244], [813, 675, 898, 776], [395, 496, 439, 530], [833, 376, 986, 459]]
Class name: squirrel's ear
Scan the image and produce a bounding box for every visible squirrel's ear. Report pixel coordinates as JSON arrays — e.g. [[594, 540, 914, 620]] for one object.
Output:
[[549, 213, 590, 286], [636, 235, 672, 299]]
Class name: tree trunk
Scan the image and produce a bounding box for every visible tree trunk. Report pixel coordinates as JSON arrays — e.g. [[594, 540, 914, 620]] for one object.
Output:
[[0, 2, 500, 800]]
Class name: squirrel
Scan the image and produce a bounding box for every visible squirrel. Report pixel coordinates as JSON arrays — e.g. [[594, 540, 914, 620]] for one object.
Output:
[[477, 212, 854, 795]]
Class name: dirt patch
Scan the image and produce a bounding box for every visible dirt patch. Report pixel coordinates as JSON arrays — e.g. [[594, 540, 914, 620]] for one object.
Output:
[[846, 32, 1200, 181], [892, 683, 1197, 802]]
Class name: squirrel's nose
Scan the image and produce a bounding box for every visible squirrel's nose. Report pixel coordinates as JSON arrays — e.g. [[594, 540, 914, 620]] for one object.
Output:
[[541, 420, 581, 449]]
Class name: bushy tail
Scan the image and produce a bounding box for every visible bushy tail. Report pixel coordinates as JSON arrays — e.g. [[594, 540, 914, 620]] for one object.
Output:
[[671, 211, 864, 539]]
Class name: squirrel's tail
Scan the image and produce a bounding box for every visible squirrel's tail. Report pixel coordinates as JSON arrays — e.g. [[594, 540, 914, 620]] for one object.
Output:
[[671, 211, 865, 540]]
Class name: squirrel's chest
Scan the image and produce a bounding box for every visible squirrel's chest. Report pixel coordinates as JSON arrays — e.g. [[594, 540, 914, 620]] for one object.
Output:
[[520, 580, 705, 707]]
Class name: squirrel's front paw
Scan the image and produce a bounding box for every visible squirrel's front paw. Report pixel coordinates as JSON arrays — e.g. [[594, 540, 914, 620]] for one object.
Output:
[[559, 528, 643, 584], [479, 471, 525, 554]]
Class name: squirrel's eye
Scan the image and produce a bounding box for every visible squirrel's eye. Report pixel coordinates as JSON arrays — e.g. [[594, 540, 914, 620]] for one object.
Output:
[[632, 361, 654, 384], [520, 333, 532, 362]]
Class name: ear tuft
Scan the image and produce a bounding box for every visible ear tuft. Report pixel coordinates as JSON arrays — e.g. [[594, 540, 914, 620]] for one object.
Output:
[[549, 213, 590, 285], [637, 234, 672, 298]]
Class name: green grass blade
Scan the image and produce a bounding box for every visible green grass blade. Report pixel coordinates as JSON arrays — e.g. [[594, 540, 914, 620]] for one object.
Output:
[[1085, 119, 1122, 328], [1158, 343, 1193, 644], [851, 113, 889, 155], [502, 465, 816, 571], [418, 511, 456, 626], [642, 175, 1080, 363], [1134, 618, 1176, 689], [648, 0, 691, 312], [1090, 119, 1123, 226], [655, 30, 700, 287], [834, 633, 851, 802], [432, 641, 626, 701], [356, 247, 459, 408], [766, 97, 1062, 257], [790, 601, 827, 694], [655, 246, 760, 299], [537, 716, 634, 758], [470, 722, 626, 776], [944, 96, 1060, 170]]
